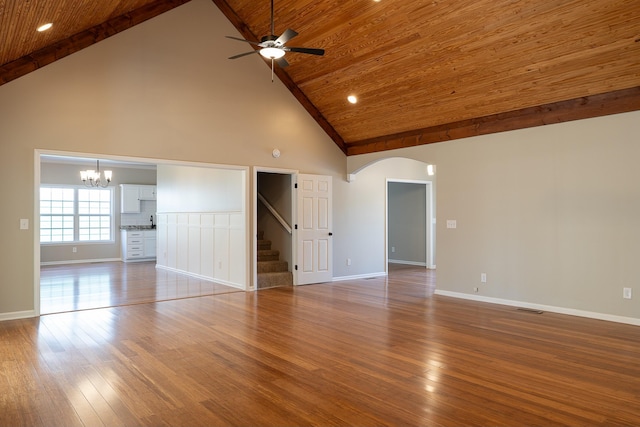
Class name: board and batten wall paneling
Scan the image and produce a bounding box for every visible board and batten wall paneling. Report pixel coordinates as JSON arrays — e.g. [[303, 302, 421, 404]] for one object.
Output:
[[201, 215, 215, 279], [188, 214, 201, 275], [156, 212, 246, 289], [228, 212, 246, 286], [214, 214, 230, 283]]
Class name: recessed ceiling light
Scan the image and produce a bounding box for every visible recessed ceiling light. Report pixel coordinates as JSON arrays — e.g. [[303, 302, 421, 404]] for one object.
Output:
[[347, 95, 358, 104], [37, 23, 53, 32]]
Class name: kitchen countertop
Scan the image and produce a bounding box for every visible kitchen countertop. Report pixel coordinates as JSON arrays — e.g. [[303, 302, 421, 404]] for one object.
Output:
[[120, 225, 156, 230]]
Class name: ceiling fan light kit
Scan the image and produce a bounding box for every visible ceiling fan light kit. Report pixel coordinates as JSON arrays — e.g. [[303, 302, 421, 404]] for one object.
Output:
[[260, 47, 285, 59]]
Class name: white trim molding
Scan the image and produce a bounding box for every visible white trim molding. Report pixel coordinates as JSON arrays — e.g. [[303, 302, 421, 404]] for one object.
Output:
[[41, 257, 122, 266], [388, 259, 428, 267], [435, 290, 640, 326], [0, 310, 37, 321], [155, 265, 244, 290], [333, 272, 387, 282]]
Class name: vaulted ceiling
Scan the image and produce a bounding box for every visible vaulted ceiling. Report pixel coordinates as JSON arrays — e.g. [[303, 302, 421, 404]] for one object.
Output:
[[1, 0, 639, 156]]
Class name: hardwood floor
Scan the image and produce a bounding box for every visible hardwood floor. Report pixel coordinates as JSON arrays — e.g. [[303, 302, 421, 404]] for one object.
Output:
[[40, 262, 242, 314], [2, 265, 638, 426]]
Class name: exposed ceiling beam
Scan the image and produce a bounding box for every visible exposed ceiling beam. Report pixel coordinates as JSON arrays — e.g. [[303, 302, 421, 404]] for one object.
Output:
[[0, 0, 192, 87], [210, 0, 347, 155], [346, 87, 640, 156]]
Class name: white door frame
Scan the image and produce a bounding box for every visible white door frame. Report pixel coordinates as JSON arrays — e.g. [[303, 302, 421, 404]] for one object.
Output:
[[252, 166, 298, 290], [385, 179, 435, 270]]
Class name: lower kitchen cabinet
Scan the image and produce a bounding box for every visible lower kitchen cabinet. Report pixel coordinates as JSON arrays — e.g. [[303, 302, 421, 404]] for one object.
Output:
[[122, 229, 156, 262]]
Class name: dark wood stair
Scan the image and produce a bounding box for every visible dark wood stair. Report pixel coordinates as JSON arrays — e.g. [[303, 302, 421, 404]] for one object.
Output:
[[257, 231, 292, 289]]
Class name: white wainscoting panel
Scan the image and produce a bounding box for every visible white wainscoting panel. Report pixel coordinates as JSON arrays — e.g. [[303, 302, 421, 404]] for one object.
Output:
[[156, 212, 246, 289], [200, 214, 215, 279], [188, 214, 201, 275], [176, 214, 189, 272]]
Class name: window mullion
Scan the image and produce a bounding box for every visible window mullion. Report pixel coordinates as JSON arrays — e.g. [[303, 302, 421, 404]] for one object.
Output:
[[74, 188, 80, 241]]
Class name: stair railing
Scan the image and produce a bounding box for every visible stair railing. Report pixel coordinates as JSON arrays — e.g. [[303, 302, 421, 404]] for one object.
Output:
[[258, 192, 292, 234]]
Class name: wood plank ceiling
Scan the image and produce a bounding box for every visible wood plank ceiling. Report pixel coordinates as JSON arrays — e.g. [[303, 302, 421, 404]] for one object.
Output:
[[1, 0, 639, 156]]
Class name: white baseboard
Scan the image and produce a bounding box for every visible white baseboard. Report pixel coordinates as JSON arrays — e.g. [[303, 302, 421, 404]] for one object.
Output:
[[0, 310, 36, 321], [40, 257, 122, 266], [388, 259, 427, 266], [333, 272, 387, 282], [434, 290, 640, 326], [155, 265, 245, 290]]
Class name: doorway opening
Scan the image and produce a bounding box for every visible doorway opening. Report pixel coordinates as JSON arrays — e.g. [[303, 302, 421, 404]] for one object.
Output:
[[386, 179, 435, 271], [36, 151, 247, 315], [254, 168, 296, 290]]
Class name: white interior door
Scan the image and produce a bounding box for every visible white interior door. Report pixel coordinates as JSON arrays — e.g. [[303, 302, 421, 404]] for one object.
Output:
[[296, 174, 332, 285]]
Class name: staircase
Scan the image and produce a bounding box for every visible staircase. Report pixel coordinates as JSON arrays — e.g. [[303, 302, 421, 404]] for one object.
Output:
[[257, 230, 293, 289]]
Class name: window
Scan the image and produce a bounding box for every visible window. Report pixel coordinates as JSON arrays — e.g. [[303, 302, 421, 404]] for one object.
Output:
[[78, 189, 112, 241], [40, 187, 74, 243], [40, 186, 114, 243]]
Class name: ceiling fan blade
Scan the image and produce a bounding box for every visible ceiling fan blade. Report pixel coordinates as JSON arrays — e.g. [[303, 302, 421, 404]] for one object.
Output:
[[275, 56, 289, 68], [275, 28, 298, 45], [229, 51, 258, 60], [225, 36, 261, 46], [286, 47, 325, 56]]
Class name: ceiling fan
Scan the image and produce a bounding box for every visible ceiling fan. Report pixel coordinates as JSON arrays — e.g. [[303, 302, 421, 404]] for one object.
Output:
[[226, 0, 325, 80]]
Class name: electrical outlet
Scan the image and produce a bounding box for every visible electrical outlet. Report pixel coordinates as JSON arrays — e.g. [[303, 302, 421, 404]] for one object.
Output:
[[347, 258, 352, 266], [473, 287, 479, 293], [481, 273, 487, 283], [72, 247, 77, 253], [623, 288, 632, 299], [19, 219, 29, 230], [391, 246, 395, 253]]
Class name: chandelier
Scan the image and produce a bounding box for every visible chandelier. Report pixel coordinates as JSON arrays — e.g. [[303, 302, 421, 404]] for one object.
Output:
[[80, 160, 112, 188]]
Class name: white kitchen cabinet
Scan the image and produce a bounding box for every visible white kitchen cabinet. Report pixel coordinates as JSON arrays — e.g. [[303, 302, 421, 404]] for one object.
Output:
[[120, 184, 157, 213], [139, 185, 157, 200], [122, 229, 156, 262], [121, 185, 141, 213], [143, 230, 156, 258]]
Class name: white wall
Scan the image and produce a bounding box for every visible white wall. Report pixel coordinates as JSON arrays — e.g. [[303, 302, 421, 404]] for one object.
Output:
[[347, 112, 640, 323], [157, 165, 244, 212]]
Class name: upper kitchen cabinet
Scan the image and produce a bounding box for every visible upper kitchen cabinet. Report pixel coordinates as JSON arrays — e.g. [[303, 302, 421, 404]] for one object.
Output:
[[139, 185, 157, 200], [121, 184, 157, 213]]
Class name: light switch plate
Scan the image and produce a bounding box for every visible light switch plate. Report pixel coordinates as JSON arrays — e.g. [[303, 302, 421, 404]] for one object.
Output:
[[446, 220, 457, 229], [20, 219, 29, 230]]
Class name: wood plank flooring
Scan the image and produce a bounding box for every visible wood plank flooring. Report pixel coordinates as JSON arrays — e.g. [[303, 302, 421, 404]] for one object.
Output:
[[40, 262, 242, 314], [3, 265, 639, 426]]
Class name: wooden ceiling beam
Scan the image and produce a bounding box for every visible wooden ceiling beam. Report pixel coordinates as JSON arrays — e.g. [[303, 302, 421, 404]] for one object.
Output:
[[0, 0, 192, 87], [210, 0, 347, 155], [345, 87, 640, 156]]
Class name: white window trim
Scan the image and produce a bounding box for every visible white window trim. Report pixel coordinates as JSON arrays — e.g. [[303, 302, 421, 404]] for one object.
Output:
[[40, 185, 115, 245]]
